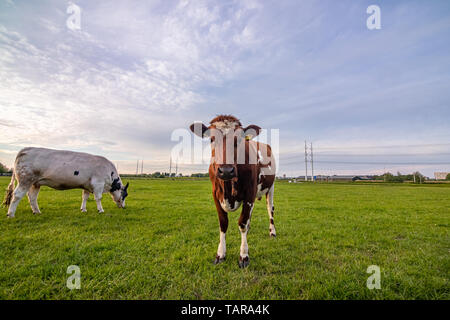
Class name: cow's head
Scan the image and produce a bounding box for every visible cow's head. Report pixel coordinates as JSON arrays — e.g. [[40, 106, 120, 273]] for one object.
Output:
[[110, 178, 129, 208], [190, 115, 261, 181]]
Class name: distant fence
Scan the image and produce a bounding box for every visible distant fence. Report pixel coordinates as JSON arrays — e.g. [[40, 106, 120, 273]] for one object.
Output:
[[0, 173, 12, 176]]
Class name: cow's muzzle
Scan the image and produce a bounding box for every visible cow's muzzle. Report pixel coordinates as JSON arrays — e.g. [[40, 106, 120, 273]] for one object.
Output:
[[217, 166, 236, 181]]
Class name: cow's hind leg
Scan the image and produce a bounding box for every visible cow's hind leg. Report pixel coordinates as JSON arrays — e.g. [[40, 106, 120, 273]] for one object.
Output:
[[7, 183, 30, 218], [80, 190, 90, 212], [266, 185, 276, 237], [27, 184, 41, 214]]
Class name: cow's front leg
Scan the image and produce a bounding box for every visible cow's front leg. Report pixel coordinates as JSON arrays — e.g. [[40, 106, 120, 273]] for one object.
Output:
[[80, 190, 90, 212], [238, 201, 254, 268], [213, 197, 228, 264], [92, 185, 104, 213]]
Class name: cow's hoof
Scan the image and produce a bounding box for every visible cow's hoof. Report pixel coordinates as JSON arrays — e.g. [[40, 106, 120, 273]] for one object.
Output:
[[239, 256, 249, 268], [270, 233, 276, 238], [98, 210, 104, 214], [6, 214, 14, 218], [81, 209, 87, 213], [32, 211, 41, 215], [214, 255, 226, 265]]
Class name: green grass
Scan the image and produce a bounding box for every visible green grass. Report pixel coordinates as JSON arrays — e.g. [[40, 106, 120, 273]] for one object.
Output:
[[0, 177, 449, 299]]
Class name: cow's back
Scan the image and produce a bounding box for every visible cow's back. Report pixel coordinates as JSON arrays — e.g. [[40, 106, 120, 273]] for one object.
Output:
[[14, 147, 113, 190], [247, 140, 276, 174]]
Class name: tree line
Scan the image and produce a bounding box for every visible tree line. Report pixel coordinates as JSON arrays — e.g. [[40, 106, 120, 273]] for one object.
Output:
[[122, 172, 209, 178], [372, 171, 450, 183], [0, 162, 12, 174]]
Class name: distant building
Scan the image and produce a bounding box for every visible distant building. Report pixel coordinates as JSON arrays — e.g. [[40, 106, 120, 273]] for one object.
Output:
[[0, 172, 12, 176], [434, 172, 449, 180], [315, 175, 374, 182]]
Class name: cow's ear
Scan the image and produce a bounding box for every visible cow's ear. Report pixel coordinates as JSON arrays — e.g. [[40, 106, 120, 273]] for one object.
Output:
[[189, 122, 209, 138], [243, 125, 261, 140]]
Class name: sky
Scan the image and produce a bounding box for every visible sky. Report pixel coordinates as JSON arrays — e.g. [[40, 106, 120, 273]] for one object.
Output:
[[0, 0, 449, 177]]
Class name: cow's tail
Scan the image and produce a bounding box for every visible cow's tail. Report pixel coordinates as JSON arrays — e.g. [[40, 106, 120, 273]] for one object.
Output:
[[2, 171, 15, 208]]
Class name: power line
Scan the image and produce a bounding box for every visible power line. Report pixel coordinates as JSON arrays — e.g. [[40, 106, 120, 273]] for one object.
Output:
[[310, 142, 450, 150], [310, 142, 314, 182], [304, 141, 315, 181], [282, 159, 450, 166], [304, 140, 308, 181]]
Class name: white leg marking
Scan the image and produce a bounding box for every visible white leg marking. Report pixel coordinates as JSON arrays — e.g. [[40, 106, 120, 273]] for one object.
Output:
[[7, 184, 29, 218], [93, 190, 104, 213], [266, 185, 276, 237], [239, 203, 253, 259], [80, 190, 90, 212], [27, 185, 41, 214], [217, 231, 226, 259], [240, 228, 249, 258]]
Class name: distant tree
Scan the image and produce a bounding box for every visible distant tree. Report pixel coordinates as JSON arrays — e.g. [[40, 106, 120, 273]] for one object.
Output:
[[383, 172, 393, 182], [383, 172, 403, 183], [0, 162, 9, 174], [410, 171, 425, 184], [190, 173, 209, 178], [151, 171, 165, 178], [446, 173, 450, 181]]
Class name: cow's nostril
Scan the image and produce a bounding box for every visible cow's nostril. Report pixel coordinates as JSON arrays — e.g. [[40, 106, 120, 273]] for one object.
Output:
[[218, 168, 223, 173], [230, 167, 234, 173]]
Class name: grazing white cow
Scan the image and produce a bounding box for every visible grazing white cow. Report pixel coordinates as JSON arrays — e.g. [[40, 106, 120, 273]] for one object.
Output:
[[2, 147, 129, 218]]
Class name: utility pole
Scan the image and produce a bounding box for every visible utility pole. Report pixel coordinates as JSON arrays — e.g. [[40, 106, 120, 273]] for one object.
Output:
[[175, 160, 178, 177], [141, 160, 144, 174], [169, 157, 172, 177], [304, 140, 308, 182], [136, 160, 139, 175], [310, 142, 314, 182]]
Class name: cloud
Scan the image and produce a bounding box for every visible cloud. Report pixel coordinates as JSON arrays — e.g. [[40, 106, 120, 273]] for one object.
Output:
[[0, 0, 449, 177]]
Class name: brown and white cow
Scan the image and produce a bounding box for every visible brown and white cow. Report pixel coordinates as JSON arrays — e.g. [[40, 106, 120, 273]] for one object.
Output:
[[190, 115, 276, 268]]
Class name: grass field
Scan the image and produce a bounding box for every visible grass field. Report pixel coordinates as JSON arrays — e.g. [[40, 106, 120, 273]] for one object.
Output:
[[0, 177, 448, 299]]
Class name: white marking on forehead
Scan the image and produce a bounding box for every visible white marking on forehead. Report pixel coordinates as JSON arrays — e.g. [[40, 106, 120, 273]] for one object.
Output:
[[213, 120, 239, 134]]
